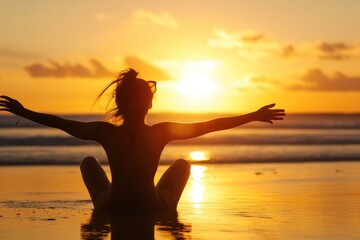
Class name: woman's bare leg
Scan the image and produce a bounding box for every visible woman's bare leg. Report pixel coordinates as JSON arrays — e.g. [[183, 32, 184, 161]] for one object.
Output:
[[156, 159, 191, 207], [80, 156, 110, 204]]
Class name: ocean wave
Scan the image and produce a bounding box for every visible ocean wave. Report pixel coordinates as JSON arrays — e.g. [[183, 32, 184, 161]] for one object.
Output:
[[1, 143, 360, 165], [1, 135, 360, 146]]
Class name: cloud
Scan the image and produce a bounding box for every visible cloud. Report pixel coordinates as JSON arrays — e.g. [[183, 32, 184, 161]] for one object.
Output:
[[209, 28, 360, 61], [231, 75, 280, 93], [25, 57, 172, 80], [317, 42, 355, 60], [318, 42, 352, 53], [124, 56, 172, 81], [241, 33, 266, 43], [209, 28, 283, 60], [132, 9, 177, 29], [25, 59, 115, 78], [279, 45, 297, 58], [290, 69, 360, 91]]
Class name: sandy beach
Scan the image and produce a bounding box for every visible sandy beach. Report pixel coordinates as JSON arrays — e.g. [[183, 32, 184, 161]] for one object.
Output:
[[0, 162, 359, 239]]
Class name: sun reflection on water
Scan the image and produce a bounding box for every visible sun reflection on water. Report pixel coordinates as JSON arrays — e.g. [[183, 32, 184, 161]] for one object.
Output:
[[189, 165, 207, 214]]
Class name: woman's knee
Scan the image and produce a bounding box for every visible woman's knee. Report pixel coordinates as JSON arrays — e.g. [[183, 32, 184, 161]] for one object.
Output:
[[80, 156, 98, 171], [174, 159, 191, 174]]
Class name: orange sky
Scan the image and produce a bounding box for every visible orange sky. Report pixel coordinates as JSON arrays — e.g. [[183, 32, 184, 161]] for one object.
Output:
[[1, 1, 360, 114]]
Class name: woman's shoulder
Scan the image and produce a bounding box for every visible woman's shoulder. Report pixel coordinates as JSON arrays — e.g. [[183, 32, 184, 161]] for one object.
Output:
[[87, 121, 118, 135]]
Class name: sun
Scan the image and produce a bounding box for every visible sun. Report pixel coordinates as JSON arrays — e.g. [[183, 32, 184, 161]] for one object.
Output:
[[189, 151, 210, 162], [175, 61, 219, 99]]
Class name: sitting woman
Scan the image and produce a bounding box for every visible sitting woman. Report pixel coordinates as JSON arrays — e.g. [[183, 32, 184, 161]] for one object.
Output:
[[0, 68, 285, 211]]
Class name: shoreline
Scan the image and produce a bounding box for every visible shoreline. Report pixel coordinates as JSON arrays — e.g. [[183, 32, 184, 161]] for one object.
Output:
[[1, 162, 360, 239], [0, 158, 360, 166]]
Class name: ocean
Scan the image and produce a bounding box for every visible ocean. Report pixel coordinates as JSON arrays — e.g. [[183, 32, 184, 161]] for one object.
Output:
[[1, 113, 360, 239], [0, 113, 360, 165]]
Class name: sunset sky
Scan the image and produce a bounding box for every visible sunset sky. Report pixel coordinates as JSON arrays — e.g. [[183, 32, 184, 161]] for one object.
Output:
[[1, 0, 360, 114]]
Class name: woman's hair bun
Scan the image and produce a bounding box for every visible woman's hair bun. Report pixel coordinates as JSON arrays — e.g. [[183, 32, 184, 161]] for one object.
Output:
[[124, 68, 139, 81]]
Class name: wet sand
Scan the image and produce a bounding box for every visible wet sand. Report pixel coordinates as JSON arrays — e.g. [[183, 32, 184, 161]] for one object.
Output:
[[1, 162, 360, 239]]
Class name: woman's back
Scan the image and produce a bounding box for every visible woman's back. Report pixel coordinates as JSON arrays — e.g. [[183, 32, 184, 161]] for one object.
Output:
[[99, 123, 167, 210]]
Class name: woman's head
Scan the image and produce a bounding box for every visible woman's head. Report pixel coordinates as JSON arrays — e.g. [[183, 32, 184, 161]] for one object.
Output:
[[97, 68, 156, 123]]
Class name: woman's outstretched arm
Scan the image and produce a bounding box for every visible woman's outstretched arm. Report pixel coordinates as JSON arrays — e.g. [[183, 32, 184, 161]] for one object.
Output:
[[0, 95, 110, 141], [157, 103, 285, 142]]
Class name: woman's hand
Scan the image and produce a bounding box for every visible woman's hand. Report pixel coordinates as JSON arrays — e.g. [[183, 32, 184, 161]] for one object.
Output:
[[254, 103, 285, 124], [0, 95, 26, 116]]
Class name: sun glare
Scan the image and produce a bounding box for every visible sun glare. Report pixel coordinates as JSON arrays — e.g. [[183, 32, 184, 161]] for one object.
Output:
[[175, 61, 219, 99], [189, 151, 210, 162]]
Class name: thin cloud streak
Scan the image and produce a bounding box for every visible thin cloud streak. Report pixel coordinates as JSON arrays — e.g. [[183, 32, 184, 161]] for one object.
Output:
[[0, 48, 39, 60], [25, 59, 115, 78], [209, 28, 291, 60], [132, 9, 177, 29], [290, 69, 360, 91]]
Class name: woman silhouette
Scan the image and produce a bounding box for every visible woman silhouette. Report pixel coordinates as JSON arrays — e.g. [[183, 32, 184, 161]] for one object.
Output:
[[0, 68, 285, 211]]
